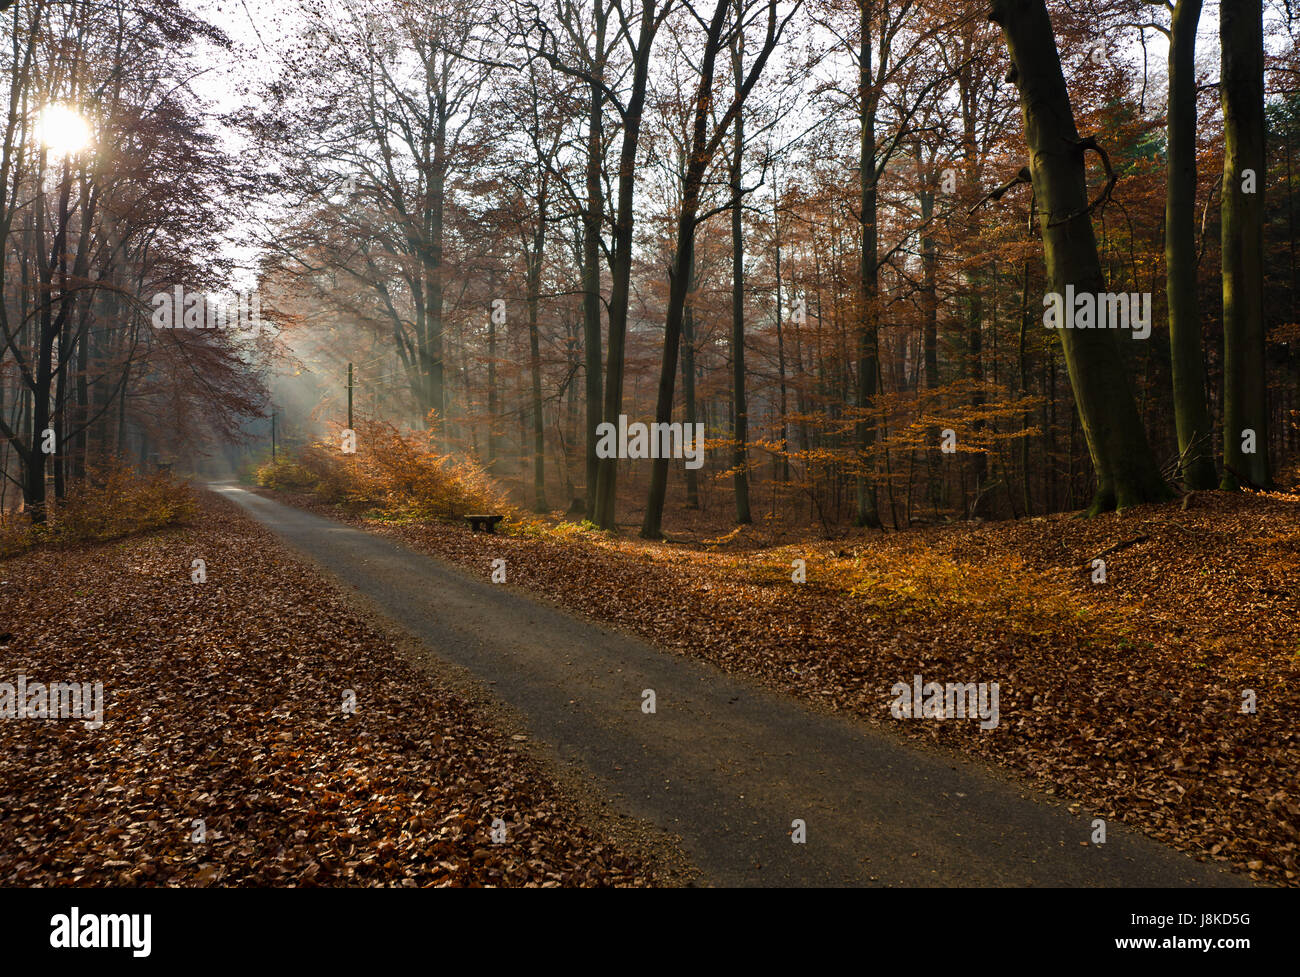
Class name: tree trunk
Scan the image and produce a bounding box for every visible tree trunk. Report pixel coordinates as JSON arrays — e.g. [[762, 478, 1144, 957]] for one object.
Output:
[[487, 281, 499, 474], [966, 280, 988, 516], [583, 7, 606, 520], [773, 185, 788, 482], [855, 0, 882, 528], [730, 27, 752, 526], [428, 163, 445, 422], [1019, 255, 1033, 515], [959, 66, 990, 517], [642, 0, 731, 540], [920, 169, 940, 510], [989, 0, 1171, 513], [593, 1, 661, 530], [526, 220, 549, 512], [1166, 0, 1217, 489], [1220, 0, 1270, 489], [681, 256, 700, 508]]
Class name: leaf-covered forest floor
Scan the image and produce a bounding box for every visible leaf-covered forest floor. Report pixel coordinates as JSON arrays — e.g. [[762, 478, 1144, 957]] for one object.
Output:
[[0, 497, 659, 887], [270, 485, 1300, 887]]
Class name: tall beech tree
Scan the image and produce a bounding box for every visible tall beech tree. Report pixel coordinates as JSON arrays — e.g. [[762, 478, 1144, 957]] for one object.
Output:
[[641, 0, 788, 539], [1220, 0, 1270, 490], [728, 9, 753, 525], [987, 0, 1170, 513], [591, 0, 674, 528], [500, 57, 566, 512], [841, 0, 941, 527], [581, 2, 612, 519], [520, 0, 617, 518], [854, 0, 883, 528], [1156, 0, 1217, 489]]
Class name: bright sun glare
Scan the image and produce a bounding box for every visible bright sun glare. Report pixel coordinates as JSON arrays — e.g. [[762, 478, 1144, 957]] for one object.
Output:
[[37, 104, 92, 155]]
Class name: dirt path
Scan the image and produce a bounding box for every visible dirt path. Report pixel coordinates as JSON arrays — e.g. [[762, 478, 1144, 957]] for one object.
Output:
[[213, 483, 1250, 887]]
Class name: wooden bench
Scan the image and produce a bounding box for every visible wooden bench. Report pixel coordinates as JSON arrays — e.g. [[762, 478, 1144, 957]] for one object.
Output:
[[464, 514, 504, 534]]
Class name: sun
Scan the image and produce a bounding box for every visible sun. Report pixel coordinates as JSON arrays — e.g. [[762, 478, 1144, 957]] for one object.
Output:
[[37, 104, 92, 156]]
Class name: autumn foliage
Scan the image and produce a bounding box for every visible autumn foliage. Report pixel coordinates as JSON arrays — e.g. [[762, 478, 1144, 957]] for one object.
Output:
[[0, 464, 197, 559], [258, 419, 513, 523]]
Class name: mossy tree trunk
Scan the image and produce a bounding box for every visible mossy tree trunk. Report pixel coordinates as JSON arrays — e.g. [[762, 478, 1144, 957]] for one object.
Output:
[[988, 0, 1171, 513], [1220, 0, 1271, 490]]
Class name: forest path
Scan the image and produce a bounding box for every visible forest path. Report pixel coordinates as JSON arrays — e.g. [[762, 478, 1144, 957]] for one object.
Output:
[[212, 483, 1249, 888]]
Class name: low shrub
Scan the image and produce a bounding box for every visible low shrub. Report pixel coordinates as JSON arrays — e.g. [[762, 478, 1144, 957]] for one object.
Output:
[[267, 419, 514, 525], [254, 458, 320, 492], [0, 464, 197, 559]]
